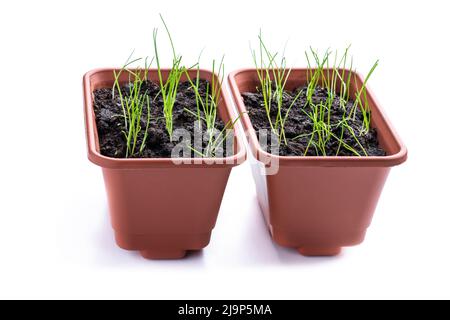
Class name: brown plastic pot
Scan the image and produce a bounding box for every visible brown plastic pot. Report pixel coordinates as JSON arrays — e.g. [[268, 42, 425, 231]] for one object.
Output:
[[84, 68, 246, 259], [228, 68, 407, 256]]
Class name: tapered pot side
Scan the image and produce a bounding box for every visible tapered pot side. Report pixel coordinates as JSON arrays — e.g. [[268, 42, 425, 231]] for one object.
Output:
[[84, 68, 246, 259], [228, 68, 407, 256]]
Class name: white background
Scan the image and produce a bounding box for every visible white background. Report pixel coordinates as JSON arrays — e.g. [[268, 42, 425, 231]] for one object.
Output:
[[0, 0, 448, 299]]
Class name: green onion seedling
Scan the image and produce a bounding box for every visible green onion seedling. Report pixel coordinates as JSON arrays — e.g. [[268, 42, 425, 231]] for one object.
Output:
[[187, 115, 243, 158], [185, 56, 238, 157], [293, 47, 376, 156], [351, 60, 379, 135], [153, 14, 185, 141], [251, 31, 302, 146], [112, 56, 153, 158]]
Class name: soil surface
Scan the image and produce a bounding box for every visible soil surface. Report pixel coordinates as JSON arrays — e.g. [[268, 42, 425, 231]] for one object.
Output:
[[93, 80, 225, 158], [242, 85, 386, 156]]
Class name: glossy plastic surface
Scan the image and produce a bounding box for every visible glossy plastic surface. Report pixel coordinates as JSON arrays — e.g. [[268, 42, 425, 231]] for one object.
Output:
[[84, 68, 246, 259], [228, 68, 407, 256]]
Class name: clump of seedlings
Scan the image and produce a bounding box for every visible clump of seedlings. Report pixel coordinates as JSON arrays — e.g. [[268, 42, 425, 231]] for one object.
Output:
[[111, 54, 152, 158], [251, 31, 303, 145], [153, 14, 184, 141], [243, 37, 384, 157], [185, 56, 241, 157], [92, 16, 237, 159]]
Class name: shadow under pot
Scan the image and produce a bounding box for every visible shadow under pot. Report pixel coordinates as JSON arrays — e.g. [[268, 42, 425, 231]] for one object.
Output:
[[228, 68, 407, 256], [83, 68, 246, 259]]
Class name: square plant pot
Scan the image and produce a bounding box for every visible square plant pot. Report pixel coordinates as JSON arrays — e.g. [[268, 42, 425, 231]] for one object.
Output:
[[84, 68, 246, 259], [228, 68, 407, 256]]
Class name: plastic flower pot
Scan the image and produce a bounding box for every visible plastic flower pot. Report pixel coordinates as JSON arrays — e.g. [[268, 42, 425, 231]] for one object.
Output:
[[228, 68, 407, 256], [84, 68, 246, 259]]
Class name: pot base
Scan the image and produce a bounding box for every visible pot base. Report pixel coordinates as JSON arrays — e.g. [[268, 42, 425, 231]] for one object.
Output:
[[297, 246, 342, 257], [114, 230, 212, 260], [140, 249, 187, 260]]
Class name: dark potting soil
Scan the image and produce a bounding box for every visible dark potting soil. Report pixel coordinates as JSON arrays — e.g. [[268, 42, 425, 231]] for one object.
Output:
[[93, 80, 225, 158], [242, 86, 386, 157]]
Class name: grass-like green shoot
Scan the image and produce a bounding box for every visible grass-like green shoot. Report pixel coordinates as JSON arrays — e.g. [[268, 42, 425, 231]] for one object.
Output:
[[291, 47, 378, 156], [184, 56, 239, 157], [112, 56, 152, 158], [351, 59, 379, 134], [305, 47, 331, 104], [190, 50, 204, 129], [153, 14, 185, 141], [251, 31, 303, 145], [251, 31, 276, 134], [189, 116, 242, 158], [112, 50, 142, 131], [185, 56, 224, 132]]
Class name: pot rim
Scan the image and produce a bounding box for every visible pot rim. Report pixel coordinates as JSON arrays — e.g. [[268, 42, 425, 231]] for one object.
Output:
[[228, 68, 407, 168], [84, 68, 247, 169]]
